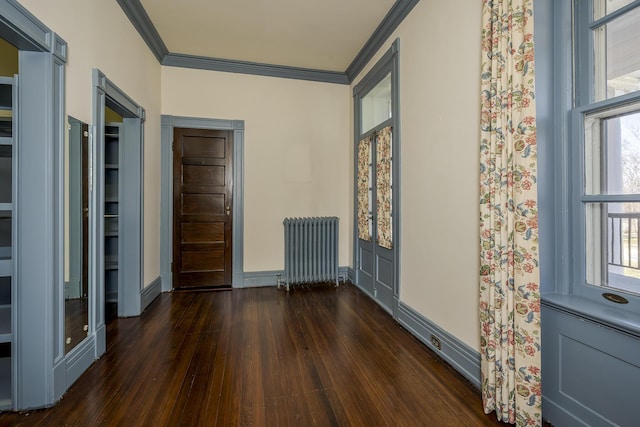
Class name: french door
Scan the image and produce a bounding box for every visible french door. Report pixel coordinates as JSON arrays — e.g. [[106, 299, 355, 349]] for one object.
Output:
[[356, 123, 396, 312], [353, 42, 400, 315]]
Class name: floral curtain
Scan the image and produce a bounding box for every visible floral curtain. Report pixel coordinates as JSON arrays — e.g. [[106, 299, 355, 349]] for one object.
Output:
[[479, 0, 542, 426], [377, 126, 393, 249], [357, 136, 372, 241]]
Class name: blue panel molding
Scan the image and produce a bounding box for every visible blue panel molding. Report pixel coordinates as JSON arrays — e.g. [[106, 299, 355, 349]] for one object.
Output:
[[115, 0, 168, 63], [141, 276, 162, 312], [397, 302, 481, 388], [542, 304, 640, 426], [162, 53, 350, 85]]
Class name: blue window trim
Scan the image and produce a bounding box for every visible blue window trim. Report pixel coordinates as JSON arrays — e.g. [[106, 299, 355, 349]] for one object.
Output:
[[540, 0, 640, 337]]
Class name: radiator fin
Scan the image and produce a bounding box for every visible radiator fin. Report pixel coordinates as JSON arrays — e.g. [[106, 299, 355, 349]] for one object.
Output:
[[283, 217, 339, 290]]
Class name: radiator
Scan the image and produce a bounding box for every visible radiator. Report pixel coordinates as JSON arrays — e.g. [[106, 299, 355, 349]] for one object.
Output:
[[282, 217, 339, 291]]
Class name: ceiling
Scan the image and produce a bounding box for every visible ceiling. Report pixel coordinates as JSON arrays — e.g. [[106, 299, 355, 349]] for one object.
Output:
[[119, 0, 416, 82], [140, 0, 395, 72]]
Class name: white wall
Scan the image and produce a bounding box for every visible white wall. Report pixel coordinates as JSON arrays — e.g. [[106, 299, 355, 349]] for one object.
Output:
[[161, 68, 352, 272], [18, 0, 163, 286], [352, 0, 483, 350]]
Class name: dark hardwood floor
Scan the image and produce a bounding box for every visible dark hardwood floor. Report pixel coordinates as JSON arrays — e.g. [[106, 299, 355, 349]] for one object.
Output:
[[0, 283, 509, 426]]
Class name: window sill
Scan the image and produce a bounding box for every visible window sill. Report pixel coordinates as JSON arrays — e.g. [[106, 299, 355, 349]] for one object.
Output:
[[542, 293, 640, 338]]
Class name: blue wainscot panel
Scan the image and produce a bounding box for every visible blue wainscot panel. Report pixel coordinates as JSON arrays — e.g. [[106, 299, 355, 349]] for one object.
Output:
[[542, 304, 640, 426]]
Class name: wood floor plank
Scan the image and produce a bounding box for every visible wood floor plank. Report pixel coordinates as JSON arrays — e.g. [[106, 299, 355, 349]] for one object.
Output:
[[0, 283, 515, 426]]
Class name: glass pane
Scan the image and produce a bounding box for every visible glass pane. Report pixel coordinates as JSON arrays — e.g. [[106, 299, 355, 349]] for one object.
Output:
[[376, 126, 393, 249], [361, 73, 391, 133], [357, 136, 372, 241], [586, 202, 640, 295], [584, 108, 640, 195], [0, 210, 10, 260], [593, 6, 640, 100], [0, 146, 11, 204], [594, 0, 637, 20]]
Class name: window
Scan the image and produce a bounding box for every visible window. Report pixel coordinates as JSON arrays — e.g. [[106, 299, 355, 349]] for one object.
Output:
[[574, 0, 640, 298]]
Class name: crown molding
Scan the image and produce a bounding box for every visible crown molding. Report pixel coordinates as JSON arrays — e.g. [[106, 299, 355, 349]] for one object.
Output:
[[162, 53, 349, 85], [115, 0, 168, 63], [345, 0, 419, 82], [116, 0, 419, 84]]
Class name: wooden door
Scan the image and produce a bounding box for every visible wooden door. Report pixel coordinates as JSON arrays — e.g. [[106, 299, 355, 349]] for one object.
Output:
[[173, 128, 233, 289]]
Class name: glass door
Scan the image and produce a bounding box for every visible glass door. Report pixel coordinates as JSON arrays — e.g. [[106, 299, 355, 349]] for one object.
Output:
[[355, 71, 397, 313]]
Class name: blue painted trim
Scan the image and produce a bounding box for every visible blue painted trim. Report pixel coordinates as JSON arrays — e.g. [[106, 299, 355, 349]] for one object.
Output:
[[162, 53, 349, 85], [347, 267, 356, 284], [160, 115, 245, 290], [243, 270, 284, 288], [115, 0, 418, 85], [397, 302, 481, 388], [345, 0, 418, 81], [0, 0, 64, 54], [352, 40, 401, 317], [542, 294, 640, 338], [115, 0, 168, 63], [64, 336, 95, 390], [141, 276, 161, 311]]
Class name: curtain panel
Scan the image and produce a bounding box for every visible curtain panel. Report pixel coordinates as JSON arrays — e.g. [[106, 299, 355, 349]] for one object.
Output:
[[357, 136, 372, 242], [479, 0, 542, 426]]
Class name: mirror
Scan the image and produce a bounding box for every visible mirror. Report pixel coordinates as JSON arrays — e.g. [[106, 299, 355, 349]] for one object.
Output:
[[65, 116, 89, 353]]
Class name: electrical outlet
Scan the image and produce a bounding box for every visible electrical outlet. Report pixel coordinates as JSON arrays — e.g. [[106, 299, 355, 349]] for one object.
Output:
[[430, 335, 441, 351]]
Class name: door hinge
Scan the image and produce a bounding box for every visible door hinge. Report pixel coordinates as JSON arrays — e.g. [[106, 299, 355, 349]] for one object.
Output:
[[170, 262, 173, 272]]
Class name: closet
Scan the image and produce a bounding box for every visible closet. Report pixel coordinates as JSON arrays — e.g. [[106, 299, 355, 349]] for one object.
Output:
[[0, 75, 14, 410], [104, 115, 122, 320]]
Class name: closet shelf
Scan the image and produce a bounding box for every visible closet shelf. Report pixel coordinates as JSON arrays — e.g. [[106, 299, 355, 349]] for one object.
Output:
[[105, 256, 118, 271]]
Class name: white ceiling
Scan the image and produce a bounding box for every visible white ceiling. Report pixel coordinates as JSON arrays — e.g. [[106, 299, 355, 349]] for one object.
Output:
[[139, 0, 397, 72]]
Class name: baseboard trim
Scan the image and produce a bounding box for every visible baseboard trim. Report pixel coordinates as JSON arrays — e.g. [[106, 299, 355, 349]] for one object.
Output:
[[65, 336, 96, 389], [141, 275, 162, 311], [241, 270, 284, 288], [397, 301, 481, 388]]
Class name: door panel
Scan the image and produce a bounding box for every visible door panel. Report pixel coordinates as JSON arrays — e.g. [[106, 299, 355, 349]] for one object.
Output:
[[356, 125, 395, 313], [173, 128, 232, 289]]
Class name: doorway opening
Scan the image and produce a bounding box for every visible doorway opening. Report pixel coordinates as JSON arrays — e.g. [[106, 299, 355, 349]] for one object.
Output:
[[91, 69, 145, 357], [353, 40, 401, 316]]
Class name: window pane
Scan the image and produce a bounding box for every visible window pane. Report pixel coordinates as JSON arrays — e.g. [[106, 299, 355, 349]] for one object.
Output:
[[593, 6, 640, 100], [586, 202, 640, 295], [594, 0, 637, 20], [584, 108, 640, 195], [361, 73, 391, 133]]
